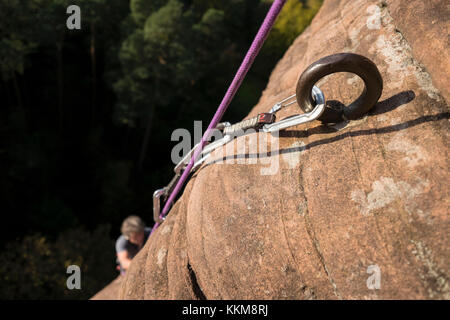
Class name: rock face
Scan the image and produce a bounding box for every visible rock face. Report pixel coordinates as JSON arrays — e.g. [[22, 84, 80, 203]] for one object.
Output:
[[116, 0, 449, 299], [90, 276, 123, 300]]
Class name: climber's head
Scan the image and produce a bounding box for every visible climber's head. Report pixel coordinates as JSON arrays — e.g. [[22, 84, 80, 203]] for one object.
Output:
[[121, 215, 146, 246]]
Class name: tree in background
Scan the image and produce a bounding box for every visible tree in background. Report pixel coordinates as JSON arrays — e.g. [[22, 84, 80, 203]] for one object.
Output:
[[0, 225, 115, 299], [0, 0, 322, 299], [114, 0, 323, 172]]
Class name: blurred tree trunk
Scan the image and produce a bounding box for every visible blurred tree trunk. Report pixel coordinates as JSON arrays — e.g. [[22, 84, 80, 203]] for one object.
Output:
[[3, 81, 13, 111], [12, 72, 28, 131], [56, 32, 65, 133], [12, 72, 23, 110], [137, 105, 155, 172], [22, 74, 29, 111], [90, 21, 97, 128]]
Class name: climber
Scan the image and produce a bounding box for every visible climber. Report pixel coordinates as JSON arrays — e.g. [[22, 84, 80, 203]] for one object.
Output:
[[115, 215, 151, 275]]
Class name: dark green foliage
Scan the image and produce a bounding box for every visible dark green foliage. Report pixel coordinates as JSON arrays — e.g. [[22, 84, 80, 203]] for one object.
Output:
[[0, 225, 116, 299], [0, 0, 322, 299]]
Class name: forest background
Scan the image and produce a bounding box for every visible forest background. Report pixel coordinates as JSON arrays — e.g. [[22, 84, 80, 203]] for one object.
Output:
[[0, 0, 322, 299]]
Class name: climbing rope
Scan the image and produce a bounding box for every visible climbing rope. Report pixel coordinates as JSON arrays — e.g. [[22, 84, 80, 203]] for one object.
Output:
[[151, 0, 383, 231], [150, 0, 288, 233]]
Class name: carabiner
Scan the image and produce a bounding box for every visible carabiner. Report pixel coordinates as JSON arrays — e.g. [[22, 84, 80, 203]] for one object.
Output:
[[153, 188, 167, 224], [268, 94, 297, 114], [152, 53, 383, 224], [153, 85, 326, 223], [296, 53, 383, 123], [263, 85, 325, 132]]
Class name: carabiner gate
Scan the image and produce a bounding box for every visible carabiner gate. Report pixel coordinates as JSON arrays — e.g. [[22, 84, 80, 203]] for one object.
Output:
[[152, 53, 383, 224], [263, 86, 325, 132]]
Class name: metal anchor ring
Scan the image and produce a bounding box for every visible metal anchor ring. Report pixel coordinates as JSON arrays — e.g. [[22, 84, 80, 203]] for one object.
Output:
[[296, 53, 383, 123], [263, 85, 325, 132]]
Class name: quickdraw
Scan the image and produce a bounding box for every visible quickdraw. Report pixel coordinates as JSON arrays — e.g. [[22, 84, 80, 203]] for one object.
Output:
[[153, 53, 383, 224]]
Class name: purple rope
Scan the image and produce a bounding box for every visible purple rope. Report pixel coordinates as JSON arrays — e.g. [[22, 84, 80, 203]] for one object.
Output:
[[151, 0, 287, 234]]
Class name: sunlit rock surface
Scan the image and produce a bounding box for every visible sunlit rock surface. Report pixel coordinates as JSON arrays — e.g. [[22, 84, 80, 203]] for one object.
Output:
[[93, 0, 449, 300]]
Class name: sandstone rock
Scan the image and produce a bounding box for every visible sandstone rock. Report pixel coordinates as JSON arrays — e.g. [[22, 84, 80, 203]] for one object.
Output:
[[113, 0, 448, 299], [90, 276, 123, 300]]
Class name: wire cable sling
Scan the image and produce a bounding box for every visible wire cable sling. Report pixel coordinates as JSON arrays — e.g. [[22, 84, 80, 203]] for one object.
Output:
[[150, 0, 288, 234], [152, 52, 383, 225]]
